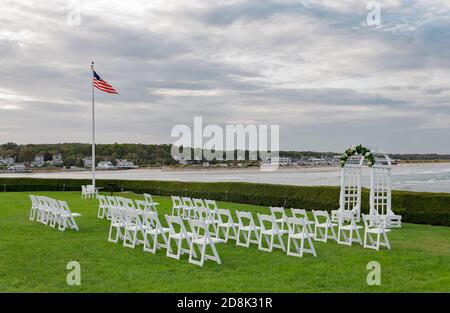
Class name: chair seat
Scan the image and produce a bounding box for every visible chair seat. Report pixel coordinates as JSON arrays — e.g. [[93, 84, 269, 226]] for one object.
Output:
[[218, 222, 238, 228], [192, 237, 224, 245], [317, 222, 337, 228], [170, 231, 193, 240], [366, 228, 391, 234], [340, 225, 362, 231], [240, 225, 261, 231], [290, 232, 315, 239], [261, 229, 281, 235], [145, 227, 170, 235]]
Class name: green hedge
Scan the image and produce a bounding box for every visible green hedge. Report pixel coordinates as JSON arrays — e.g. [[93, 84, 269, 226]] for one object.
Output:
[[1, 178, 449, 226]]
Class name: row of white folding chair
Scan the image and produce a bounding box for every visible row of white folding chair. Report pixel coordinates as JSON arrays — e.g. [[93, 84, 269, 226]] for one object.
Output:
[[29, 195, 80, 231], [98, 195, 157, 219], [235, 210, 317, 257], [171, 196, 219, 222], [312, 210, 390, 250], [108, 207, 222, 267], [81, 185, 98, 199]]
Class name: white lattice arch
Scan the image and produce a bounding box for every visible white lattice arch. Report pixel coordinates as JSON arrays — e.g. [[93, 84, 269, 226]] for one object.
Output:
[[332, 150, 401, 227]]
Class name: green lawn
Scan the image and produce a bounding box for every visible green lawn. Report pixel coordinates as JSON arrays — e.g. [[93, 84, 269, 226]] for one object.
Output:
[[0, 191, 449, 292]]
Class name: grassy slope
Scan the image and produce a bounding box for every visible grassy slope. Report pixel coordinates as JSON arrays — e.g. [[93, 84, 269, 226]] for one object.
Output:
[[0, 191, 449, 292]]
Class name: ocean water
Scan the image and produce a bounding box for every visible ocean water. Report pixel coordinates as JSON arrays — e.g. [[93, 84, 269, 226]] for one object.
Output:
[[2, 163, 450, 193]]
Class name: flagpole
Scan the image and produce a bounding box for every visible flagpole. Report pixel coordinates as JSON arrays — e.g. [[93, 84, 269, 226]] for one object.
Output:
[[91, 61, 96, 189]]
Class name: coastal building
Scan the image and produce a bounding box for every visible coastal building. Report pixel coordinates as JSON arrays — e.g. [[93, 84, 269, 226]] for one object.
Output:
[[31, 155, 45, 167], [0, 157, 15, 165], [116, 159, 136, 169], [83, 157, 92, 168], [97, 161, 115, 169], [7, 163, 29, 173], [50, 153, 64, 166]]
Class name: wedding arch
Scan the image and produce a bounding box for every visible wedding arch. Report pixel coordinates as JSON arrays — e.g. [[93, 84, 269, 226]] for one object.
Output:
[[332, 145, 401, 227]]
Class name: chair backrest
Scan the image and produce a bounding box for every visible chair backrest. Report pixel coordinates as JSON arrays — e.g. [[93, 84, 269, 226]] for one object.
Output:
[[197, 206, 212, 221], [171, 196, 182, 208], [188, 218, 211, 243], [81, 185, 86, 192], [98, 195, 108, 206], [123, 209, 142, 228], [362, 214, 382, 229], [236, 210, 256, 228], [29, 194, 39, 207], [286, 217, 308, 235], [257, 213, 278, 233], [270, 207, 287, 221], [337, 210, 356, 226], [143, 193, 154, 204], [135, 199, 152, 213], [205, 199, 218, 211], [291, 208, 307, 219], [181, 197, 193, 207], [106, 196, 118, 208], [312, 210, 331, 224], [57, 200, 70, 213], [165, 214, 189, 236], [193, 198, 206, 210], [216, 208, 233, 224], [142, 211, 161, 228]]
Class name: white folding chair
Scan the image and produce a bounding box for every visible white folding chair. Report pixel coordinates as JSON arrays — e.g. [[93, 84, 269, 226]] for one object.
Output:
[[312, 210, 337, 242], [57, 200, 81, 231], [36, 196, 51, 225], [181, 197, 194, 219], [337, 211, 363, 246], [123, 209, 145, 248], [257, 214, 286, 252], [29, 195, 39, 221], [143, 193, 159, 212], [188, 219, 223, 266], [362, 214, 391, 250], [204, 199, 220, 223], [286, 217, 317, 257], [81, 185, 87, 199], [165, 215, 196, 260], [215, 208, 238, 242], [236, 211, 261, 248], [269, 207, 288, 234], [291, 208, 314, 234], [108, 206, 125, 243], [171, 196, 183, 216], [97, 195, 108, 219], [196, 206, 218, 233], [106, 196, 118, 220], [135, 199, 153, 214], [142, 211, 170, 253], [47, 198, 61, 228]]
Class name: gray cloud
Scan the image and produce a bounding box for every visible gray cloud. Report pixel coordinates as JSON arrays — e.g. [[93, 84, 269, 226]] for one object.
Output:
[[0, 0, 449, 153]]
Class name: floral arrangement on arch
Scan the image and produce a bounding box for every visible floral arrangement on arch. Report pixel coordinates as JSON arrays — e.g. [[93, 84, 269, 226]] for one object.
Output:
[[340, 144, 375, 167]]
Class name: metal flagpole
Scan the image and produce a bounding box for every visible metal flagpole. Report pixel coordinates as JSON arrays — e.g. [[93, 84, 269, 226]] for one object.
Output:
[[91, 61, 96, 189]]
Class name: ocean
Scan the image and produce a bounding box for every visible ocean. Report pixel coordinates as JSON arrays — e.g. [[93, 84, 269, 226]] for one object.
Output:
[[2, 162, 450, 193]]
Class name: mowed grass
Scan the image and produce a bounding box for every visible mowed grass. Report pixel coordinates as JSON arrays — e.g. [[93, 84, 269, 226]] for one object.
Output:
[[0, 191, 449, 292]]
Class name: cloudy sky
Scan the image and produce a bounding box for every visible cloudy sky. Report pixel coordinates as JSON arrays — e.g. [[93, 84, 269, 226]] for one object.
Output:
[[0, 0, 449, 153]]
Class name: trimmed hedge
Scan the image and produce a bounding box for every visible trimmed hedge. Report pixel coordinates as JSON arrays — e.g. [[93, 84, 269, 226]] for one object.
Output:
[[0, 177, 449, 227]]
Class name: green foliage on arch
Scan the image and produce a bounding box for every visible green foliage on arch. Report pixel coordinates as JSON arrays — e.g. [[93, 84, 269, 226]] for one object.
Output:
[[340, 144, 375, 167]]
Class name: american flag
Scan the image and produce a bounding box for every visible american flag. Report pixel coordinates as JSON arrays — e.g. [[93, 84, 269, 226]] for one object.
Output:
[[93, 70, 118, 94]]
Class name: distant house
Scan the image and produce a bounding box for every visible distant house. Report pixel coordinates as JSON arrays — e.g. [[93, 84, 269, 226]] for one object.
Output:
[[262, 156, 292, 166], [83, 157, 92, 168], [0, 157, 15, 165], [7, 163, 29, 173], [116, 159, 136, 169], [50, 153, 63, 166], [97, 161, 115, 169], [31, 155, 45, 167]]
